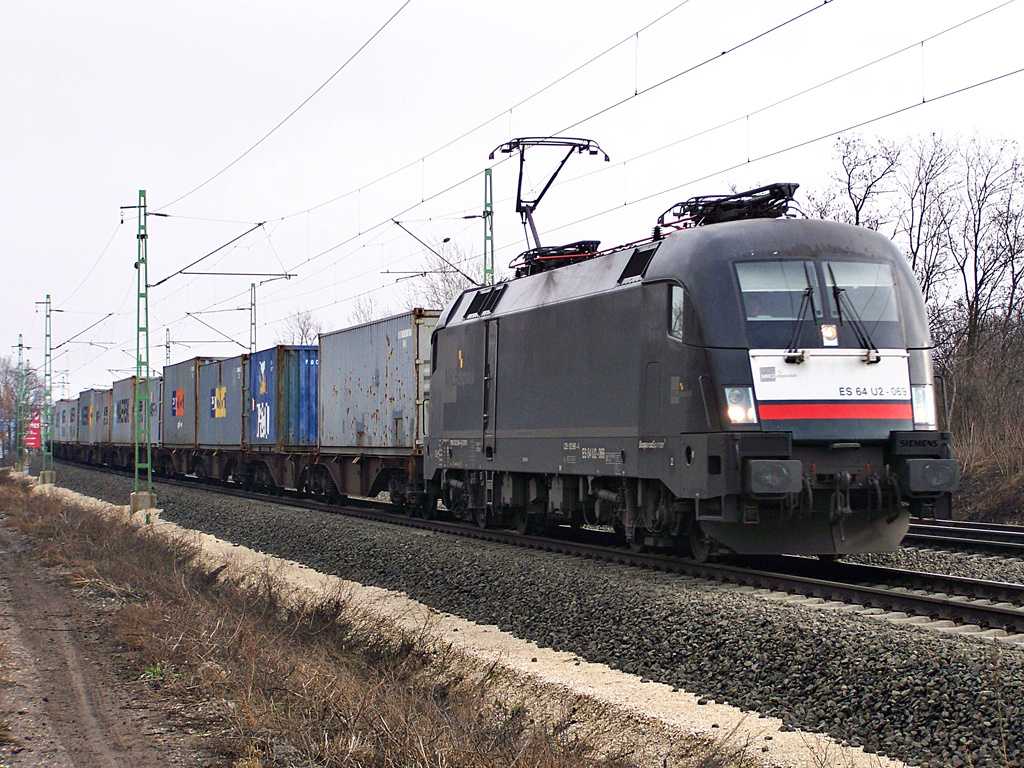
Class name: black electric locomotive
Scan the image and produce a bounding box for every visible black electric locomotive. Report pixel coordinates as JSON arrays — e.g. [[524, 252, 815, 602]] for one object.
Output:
[[424, 183, 957, 558]]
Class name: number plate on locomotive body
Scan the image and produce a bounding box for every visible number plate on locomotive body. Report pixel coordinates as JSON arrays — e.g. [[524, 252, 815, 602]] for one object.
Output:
[[749, 349, 911, 402]]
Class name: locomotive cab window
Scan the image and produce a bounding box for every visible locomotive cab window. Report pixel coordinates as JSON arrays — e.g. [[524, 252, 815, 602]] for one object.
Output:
[[823, 261, 899, 323], [735, 260, 821, 321], [669, 285, 685, 339], [736, 259, 822, 350]]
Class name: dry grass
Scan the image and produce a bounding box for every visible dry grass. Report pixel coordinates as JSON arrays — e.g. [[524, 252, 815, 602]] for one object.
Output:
[[953, 464, 1024, 524], [0, 470, 749, 768]]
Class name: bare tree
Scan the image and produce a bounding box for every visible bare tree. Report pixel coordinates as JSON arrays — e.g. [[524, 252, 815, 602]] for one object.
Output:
[[894, 134, 958, 304], [813, 135, 902, 229], [348, 295, 391, 326], [946, 136, 1021, 360], [994, 178, 1024, 339], [275, 310, 324, 345], [402, 241, 485, 310], [802, 187, 848, 223]]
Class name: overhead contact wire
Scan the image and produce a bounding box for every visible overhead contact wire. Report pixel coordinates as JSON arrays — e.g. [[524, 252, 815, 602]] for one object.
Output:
[[553, 0, 840, 136], [547, 65, 1024, 236], [158, 0, 415, 211]]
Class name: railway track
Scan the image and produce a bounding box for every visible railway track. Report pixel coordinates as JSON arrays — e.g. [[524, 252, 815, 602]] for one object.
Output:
[[55, 462, 1024, 636], [905, 518, 1024, 557]]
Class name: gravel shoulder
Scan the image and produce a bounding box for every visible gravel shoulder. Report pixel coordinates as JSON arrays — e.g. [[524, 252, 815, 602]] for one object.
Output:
[[52, 464, 1024, 768]]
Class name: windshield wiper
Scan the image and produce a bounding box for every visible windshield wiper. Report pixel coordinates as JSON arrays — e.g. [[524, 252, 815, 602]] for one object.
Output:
[[828, 265, 880, 364], [784, 264, 819, 363]]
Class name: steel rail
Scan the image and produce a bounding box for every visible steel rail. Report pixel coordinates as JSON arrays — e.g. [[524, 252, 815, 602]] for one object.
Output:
[[905, 519, 1024, 557]]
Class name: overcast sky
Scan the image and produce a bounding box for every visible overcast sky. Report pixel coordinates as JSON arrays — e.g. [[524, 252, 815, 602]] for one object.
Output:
[[3, 0, 1023, 397]]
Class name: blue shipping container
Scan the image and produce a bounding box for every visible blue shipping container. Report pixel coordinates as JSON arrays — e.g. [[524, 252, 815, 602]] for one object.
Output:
[[249, 345, 318, 450]]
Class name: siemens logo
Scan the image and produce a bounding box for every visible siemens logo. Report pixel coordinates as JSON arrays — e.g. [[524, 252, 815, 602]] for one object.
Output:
[[899, 439, 939, 448]]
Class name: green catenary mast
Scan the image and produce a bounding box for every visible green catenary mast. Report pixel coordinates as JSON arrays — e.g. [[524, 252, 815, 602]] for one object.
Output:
[[483, 168, 494, 286], [133, 190, 155, 514], [41, 295, 54, 483], [250, 282, 257, 353]]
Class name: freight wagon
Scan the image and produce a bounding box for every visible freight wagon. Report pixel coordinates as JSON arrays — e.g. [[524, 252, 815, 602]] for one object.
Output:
[[311, 309, 438, 504]]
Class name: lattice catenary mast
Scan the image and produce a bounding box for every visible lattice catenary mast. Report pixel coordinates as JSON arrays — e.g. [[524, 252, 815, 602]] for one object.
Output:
[[132, 190, 156, 515]]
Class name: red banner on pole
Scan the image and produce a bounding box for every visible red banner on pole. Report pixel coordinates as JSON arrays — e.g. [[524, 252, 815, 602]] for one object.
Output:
[[25, 410, 42, 449]]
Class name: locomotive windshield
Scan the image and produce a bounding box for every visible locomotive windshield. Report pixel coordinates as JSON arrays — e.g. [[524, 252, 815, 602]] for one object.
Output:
[[823, 260, 898, 323], [735, 257, 904, 349], [736, 260, 821, 322]]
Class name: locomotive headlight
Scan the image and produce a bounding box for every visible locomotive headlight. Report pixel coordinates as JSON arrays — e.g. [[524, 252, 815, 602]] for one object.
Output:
[[724, 387, 758, 424], [911, 384, 937, 430], [820, 324, 838, 347]]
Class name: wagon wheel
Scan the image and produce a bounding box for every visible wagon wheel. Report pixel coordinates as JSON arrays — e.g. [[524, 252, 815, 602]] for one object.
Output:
[[421, 494, 438, 521], [513, 507, 532, 536], [628, 525, 648, 554]]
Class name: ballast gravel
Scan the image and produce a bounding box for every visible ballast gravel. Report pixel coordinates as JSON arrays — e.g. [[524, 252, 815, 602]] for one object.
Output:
[[849, 547, 1024, 586], [54, 465, 1024, 768]]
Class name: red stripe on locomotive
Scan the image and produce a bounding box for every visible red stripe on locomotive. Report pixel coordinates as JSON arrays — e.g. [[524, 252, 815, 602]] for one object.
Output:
[[759, 402, 913, 420]]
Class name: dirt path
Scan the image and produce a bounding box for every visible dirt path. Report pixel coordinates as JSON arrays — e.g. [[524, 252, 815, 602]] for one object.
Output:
[[0, 519, 222, 768]]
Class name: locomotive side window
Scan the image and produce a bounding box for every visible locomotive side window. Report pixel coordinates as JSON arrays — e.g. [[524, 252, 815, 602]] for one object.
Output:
[[669, 285, 685, 339], [735, 260, 821, 321], [823, 261, 899, 323]]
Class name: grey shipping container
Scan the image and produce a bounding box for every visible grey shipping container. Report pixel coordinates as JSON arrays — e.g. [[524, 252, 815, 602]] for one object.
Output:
[[163, 357, 222, 448], [52, 400, 65, 443], [54, 398, 78, 444], [249, 345, 318, 451], [319, 308, 438, 454], [197, 355, 247, 449], [78, 389, 113, 445], [112, 376, 163, 446]]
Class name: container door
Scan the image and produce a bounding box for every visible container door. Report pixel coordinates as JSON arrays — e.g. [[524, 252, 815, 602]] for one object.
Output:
[[482, 318, 498, 459]]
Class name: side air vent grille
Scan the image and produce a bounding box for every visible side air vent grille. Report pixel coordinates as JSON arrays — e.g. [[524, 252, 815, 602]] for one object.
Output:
[[618, 242, 660, 283], [463, 283, 507, 318]]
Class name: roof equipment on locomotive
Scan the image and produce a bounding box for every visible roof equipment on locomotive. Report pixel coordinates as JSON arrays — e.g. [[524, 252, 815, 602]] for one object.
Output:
[[491, 136, 609, 277]]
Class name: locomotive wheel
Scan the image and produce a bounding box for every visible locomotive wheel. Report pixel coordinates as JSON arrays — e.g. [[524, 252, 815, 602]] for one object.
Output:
[[475, 507, 489, 530], [688, 525, 713, 563], [612, 521, 627, 544], [514, 507, 532, 535]]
